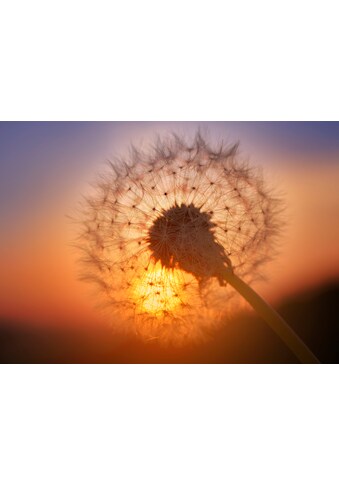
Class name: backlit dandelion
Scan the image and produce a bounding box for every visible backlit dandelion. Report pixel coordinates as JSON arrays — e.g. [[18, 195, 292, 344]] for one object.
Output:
[[76, 131, 319, 362]]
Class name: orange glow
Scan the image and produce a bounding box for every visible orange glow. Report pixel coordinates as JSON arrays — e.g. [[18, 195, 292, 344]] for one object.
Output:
[[132, 262, 185, 317]]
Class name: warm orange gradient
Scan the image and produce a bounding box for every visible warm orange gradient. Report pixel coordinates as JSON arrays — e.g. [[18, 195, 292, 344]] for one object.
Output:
[[1, 122, 339, 329], [255, 161, 339, 303], [1, 161, 338, 329]]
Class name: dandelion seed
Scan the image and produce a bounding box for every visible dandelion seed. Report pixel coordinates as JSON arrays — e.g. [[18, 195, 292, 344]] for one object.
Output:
[[76, 131, 319, 362]]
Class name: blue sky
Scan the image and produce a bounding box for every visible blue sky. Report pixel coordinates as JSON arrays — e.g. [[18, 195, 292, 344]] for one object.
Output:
[[1, 120, 338, 230]]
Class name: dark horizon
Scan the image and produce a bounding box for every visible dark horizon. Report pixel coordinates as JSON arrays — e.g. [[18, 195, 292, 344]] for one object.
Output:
[[1, 279, 338, 364]]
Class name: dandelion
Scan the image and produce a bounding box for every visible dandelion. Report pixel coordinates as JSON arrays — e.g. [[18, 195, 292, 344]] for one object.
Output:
[[76, 131, 319, 363]]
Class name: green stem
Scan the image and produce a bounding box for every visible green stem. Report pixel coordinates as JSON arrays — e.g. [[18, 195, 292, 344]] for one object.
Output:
[[223, 270, 320, 364]]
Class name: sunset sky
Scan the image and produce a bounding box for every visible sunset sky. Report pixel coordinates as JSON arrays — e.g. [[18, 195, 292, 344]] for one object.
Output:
[[1, 121, 339, 329]]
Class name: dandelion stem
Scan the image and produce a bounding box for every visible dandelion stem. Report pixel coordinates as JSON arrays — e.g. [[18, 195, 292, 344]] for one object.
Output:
[[223, 270, 320, 364]]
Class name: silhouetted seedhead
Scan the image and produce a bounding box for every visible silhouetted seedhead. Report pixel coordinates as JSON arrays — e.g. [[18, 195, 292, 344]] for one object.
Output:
[[76, 131, 281, 343], [148, 203, 231, 285]]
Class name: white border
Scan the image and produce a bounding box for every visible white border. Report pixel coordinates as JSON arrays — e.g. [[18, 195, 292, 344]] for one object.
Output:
[[1, 0, 338, 120], [1, 365, 338, 485]]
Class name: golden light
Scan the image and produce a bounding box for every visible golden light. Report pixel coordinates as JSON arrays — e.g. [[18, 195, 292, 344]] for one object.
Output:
[[131, 261, 185, 317]]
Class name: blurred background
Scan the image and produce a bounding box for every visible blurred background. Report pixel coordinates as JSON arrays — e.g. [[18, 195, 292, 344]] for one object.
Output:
[[0, 121, 338, 363]]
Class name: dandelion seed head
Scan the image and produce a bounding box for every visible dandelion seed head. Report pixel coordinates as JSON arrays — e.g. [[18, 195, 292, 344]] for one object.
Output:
[[147, 203, 231, 286], [76, 131, 281, 343]]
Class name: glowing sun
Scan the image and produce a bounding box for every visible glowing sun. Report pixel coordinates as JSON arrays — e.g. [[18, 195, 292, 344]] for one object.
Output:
[[132, 262, 185, 316]]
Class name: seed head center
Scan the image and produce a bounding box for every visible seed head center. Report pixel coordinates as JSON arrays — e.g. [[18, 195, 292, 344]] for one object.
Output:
[[147, 203, 230, 283]]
